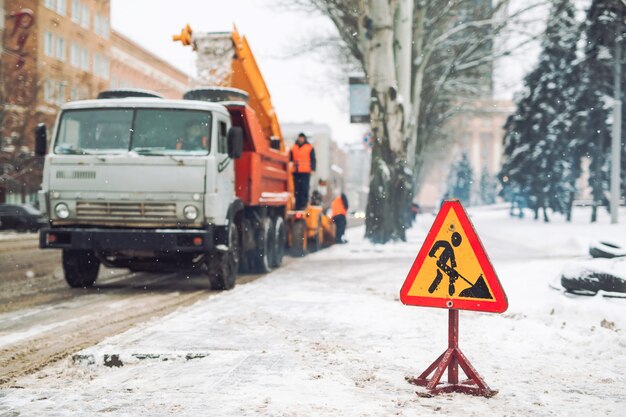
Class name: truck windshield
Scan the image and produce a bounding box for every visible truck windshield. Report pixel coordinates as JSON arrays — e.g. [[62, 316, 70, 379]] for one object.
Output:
[[131, 109, 211, 156], [55, 109, 133, 154], [54, 108, 212, 156]]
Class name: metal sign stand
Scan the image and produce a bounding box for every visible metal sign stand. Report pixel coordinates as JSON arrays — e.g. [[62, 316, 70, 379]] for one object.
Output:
[[406, 309, 497, 397]]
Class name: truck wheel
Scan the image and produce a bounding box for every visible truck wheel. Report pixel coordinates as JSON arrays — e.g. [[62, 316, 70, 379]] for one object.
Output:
[[308, 216, 322, 253], [290, 219, 306, 257], [271, 217, 286, 268], [207, 222, 239, 290], [309, 233, 320, 253], [62, 250, 101, 288], [254, 217, 274, 273]]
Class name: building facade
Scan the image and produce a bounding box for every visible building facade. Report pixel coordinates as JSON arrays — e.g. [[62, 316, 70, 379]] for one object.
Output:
[[0, 0, 191, 203], [110, 31, 189, 99], [416, 99, 514, 208]]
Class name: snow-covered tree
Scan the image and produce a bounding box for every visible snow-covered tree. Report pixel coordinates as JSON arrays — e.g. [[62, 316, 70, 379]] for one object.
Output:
[[500, 0, 581, 222], [289, 0, 540, 242], [575, 0, 626, 222], [447, 152, 473, 206]]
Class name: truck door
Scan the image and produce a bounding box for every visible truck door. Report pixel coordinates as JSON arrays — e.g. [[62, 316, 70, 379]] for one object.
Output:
[[215, 118, 235, 222]]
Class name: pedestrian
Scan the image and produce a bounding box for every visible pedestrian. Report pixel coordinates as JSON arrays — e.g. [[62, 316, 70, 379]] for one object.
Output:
[[290, 133, 316, 210], [331, 192, 349, 244]]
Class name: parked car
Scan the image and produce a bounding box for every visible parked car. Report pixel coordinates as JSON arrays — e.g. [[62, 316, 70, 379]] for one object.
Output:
[[0, 203, 49, 232]]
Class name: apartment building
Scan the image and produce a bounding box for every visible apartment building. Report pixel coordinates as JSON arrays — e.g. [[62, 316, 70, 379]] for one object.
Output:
[[0, 0, 191, 202]]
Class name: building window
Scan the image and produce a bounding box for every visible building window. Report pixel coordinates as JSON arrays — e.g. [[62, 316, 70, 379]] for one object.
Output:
[[71, 0, 80, 23], [80, 4, 89, 29], [70, 43, 79, 67], [44, 0, 55, 10], [93, 53, 110, 79], [80, 47, 89, 71], [94, 14, 110, 39], [461, 133, 472, 151], [71, 86, 79, 101], [103, 18, 110, 39], [93, 53, 99, 76], [56, 0, 66, 15], [56, 37, 65, 61], [44, 32, 54, 57], [44, 80, 55, 103], [57, 82, 66, 106], [111, 76, 118, 89]]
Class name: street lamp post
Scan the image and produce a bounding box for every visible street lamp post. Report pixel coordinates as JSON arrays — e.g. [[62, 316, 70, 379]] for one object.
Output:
[[611, 5, 623, 224]]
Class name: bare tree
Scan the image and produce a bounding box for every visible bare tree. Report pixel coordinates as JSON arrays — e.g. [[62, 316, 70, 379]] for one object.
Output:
[[286, 0, 547, 243]]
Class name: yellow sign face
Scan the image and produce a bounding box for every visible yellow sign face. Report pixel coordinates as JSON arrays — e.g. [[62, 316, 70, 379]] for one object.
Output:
[[400, 201, 508, 313]]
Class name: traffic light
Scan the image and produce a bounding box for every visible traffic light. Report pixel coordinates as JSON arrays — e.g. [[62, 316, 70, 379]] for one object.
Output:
[[173, 24, 193, 46]]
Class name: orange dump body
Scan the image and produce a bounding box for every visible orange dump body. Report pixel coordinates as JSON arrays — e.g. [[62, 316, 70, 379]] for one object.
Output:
[[226, 103, 289, 207]]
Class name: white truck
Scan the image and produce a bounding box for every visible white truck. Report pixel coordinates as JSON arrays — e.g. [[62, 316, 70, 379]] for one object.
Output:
[[35, 94, 254, 290]]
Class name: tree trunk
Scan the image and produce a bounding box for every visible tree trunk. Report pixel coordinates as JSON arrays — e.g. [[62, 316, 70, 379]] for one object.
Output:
[[364, 1, 412, 243], [591, 202, 598, 223], [566, 191, 574, 222]]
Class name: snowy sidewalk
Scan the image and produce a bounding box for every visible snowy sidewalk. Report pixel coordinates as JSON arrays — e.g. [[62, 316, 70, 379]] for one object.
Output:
[[1, 208, 625, 416]]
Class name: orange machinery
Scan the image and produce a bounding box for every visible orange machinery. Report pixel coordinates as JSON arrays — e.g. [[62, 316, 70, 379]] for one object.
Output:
[[174, 25, 334, 256]]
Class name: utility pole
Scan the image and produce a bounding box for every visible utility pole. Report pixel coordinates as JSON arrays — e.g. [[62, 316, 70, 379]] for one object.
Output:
[[611, 5, 623, 224]]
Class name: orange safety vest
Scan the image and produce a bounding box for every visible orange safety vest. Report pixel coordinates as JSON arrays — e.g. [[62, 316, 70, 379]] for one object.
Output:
[[291, 143, 313, 173], [331, 195, 347, 217]]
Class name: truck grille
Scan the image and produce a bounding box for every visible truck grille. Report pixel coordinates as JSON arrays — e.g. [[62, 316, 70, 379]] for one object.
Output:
[[76, 201, 178, 221]]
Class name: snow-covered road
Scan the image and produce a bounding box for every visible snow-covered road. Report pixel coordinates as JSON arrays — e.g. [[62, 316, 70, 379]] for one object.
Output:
[[1, 206, 625, 416]]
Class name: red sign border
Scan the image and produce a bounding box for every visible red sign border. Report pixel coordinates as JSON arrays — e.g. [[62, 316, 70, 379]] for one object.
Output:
[[400, 200, 508, 313]]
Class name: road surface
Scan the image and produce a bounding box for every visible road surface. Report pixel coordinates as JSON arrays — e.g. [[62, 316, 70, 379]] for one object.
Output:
[[0, 233, 270, 387]]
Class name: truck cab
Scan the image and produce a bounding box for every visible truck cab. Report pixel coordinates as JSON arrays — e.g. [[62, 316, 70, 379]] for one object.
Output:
[[38, 97, 243, 289]]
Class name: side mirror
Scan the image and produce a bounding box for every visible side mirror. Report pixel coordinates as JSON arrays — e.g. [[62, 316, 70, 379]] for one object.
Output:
[[35, 123, 47, 156], [227, 126, 243, 159]]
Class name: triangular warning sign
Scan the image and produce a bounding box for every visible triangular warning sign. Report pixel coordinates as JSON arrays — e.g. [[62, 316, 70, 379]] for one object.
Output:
[[400, 200, 508, 313]]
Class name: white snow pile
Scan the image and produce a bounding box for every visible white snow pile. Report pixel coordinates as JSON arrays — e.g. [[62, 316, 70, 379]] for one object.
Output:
[[194, 32, 235, 86], [589, 240, 626, 258], [562, 258, 626, 281], [1, 206, 625, 416]]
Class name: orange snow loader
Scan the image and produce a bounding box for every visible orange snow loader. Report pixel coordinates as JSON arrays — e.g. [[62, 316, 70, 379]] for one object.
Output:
[[174, 25, 335, 259]]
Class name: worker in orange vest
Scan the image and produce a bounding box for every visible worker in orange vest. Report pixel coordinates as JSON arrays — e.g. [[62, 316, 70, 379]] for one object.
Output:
[[331, 193, 349, 244], [290, 133, 316, 210]]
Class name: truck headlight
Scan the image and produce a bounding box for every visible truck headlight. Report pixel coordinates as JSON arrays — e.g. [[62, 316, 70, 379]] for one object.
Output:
[[183, 205, 199, 220], [55, 203, 70, 219]]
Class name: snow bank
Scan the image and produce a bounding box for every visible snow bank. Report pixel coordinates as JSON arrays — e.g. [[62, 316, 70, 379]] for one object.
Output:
[[1, 207, 625, 416]]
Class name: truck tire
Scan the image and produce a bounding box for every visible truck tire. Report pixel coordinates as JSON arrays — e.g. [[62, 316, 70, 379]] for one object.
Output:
[[271, 217, 286, 268], [290, 219, 306, 257], [62, 250, 101, 288], [206, 222, 239, 290], [253, 217, 274, 273]]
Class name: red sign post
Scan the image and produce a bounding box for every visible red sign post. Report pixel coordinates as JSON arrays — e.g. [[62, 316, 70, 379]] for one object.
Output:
[[400, 200, 507, 397]]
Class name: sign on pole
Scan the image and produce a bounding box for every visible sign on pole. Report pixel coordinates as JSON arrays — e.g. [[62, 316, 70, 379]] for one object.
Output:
[[349, 76, 370, 124], [401, 200, 507, 397]]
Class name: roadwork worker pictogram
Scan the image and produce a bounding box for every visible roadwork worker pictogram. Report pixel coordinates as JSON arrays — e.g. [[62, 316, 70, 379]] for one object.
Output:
[[428, 232, 466, 296]]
